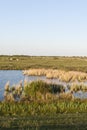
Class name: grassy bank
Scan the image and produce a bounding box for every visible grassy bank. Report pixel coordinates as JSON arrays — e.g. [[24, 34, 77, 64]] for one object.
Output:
[[1, 55, 87, 72]]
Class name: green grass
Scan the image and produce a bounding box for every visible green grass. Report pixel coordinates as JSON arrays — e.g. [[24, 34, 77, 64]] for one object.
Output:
[[0, 100, 87, 128], [0, 101, 87, 129], [1, 55, 87, 72], [0, 114, 87, 129], [1, 100, 87, 116]]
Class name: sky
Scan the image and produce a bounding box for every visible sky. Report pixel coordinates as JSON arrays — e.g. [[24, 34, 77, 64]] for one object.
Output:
[[0, 0, 87, 56]]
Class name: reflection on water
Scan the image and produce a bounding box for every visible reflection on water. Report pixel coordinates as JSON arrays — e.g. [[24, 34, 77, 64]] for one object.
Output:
[[0, 70, 87, 100]]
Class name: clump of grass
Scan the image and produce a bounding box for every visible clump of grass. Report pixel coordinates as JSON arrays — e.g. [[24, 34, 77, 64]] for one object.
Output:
[[70, 83, 87, 92], [4, 80, 65, 102], [24, 80, 65, 101]]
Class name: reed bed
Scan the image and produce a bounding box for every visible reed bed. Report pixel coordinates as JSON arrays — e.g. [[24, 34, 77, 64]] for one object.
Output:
[[23, 69, 87, 82]]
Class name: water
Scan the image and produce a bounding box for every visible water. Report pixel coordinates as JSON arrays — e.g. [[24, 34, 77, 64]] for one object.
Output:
[[0, 70, 87, 100]]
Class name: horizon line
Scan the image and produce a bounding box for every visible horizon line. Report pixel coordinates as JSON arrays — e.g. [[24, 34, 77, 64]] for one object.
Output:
[[0, 55, 87, 57]]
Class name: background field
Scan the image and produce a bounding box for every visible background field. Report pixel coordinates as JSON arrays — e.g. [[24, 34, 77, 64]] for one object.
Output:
[[0, 55, 87, 72]]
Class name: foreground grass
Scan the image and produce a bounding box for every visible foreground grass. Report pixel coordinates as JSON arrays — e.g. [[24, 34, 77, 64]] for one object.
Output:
[[0, 101, 87, 129], [0, 100, 87, 116], [1, 99, 87, 129], [0, 113, 87, 130], [1, 55, 87, 72]]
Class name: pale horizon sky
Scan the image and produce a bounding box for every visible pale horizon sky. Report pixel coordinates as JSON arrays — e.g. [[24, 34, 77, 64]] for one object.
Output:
[[0, 0, 87, 56]]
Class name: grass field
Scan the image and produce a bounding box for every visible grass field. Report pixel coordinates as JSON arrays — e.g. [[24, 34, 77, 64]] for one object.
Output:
[[0, 55, 87, 72], [0, 113, 87, 130], [0, 100, 87, 130]]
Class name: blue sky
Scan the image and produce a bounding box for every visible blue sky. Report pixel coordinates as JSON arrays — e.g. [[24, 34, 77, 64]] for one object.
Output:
[[0, 0, 87, 56]]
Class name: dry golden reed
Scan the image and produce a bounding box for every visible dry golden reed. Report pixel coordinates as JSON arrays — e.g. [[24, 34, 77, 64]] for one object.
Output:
[[23, 69, 87, 82]]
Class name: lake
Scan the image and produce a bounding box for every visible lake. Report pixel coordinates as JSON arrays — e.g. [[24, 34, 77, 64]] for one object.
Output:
[[0, 70, 87, 100]]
